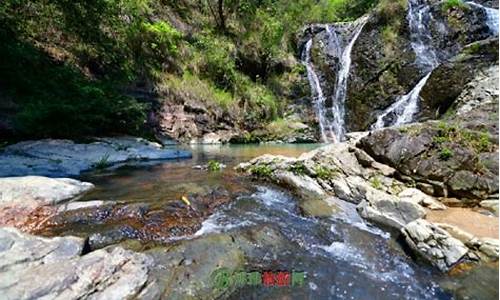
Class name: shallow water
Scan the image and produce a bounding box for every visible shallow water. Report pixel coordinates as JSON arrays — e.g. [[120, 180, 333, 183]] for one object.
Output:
[[73, 144, 497, 299]]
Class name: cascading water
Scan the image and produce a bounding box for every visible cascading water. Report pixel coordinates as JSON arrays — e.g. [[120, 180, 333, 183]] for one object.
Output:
[[302, 17, 368, 143], [467, 1, 499, 35], [372, 0, 438, 129], [302, 39, 329, 142], [373, 0, 499, 130]]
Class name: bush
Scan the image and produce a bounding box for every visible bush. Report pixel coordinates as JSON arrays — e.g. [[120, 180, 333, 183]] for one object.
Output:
[[442, 0, 467, 11], [207, 160, 222, 171], [370, 176, 383, 190], [250, 165, 273, 177], [314, 166, 336, 180], [439, 147, 454, 160], [288, 162, 307, 175]]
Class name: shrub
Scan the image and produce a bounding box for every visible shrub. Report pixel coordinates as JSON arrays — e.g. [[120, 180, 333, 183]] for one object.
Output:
[[439, 147, 454, 160], [370, 176, 383, 190], [314, 166, 336, 180], [442, 0, 467, 11], [207, 160, 222, 171], [288, 162, 307, 175], [250, 165, 273, 177]]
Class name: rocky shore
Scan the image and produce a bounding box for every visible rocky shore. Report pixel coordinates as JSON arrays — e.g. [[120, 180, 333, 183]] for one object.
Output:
[[0, 137, 192, 177], [237, 132, 499, 272]]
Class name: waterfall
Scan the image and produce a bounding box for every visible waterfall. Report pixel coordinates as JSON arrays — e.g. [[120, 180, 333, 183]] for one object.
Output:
[[372, 0, 438, 129], [373, 0, 499, 130], [302, 39, 329, 142], [467, 2, 499, 35], [372, 72, 432, 129], [302, 17, 368, 143]]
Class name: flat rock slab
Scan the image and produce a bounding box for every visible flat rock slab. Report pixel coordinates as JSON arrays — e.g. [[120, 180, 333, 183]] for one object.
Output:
[[0, 227, 156, 300], [0, 137, 192, 177], [0, 176, 95, 231], [0, 176, 94, 206]]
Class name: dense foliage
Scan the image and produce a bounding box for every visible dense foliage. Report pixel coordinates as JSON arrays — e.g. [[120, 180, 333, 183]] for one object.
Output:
[[0, 0, 378, 139]]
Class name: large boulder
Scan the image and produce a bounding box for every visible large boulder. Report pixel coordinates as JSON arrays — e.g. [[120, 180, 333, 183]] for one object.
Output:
[[0, 227, 157, 300], [357, 187, 426, 230], [358, 63, 499, 202], [0, 176, 94, 206], [402, 219, 469, 272], [145, 225, 290, 299], [0, 176, 94, 231]]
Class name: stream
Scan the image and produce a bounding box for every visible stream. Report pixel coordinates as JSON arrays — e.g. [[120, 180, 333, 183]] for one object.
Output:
[[52, 144, 498, 299]]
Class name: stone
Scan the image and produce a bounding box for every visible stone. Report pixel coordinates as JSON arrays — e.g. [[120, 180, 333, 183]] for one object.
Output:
[[402, 219, 469, 272], [275, 171, 326, 199], [357, 187, 427, 230], [0, 227, 156, 299], [436, 223, 475, 245], [0, 227, 85, 271], [0, 176, 94, 206], [398, 188, 447, 210], [480, 200, 499, 216], [478, 238, 499, 259], [0, 176, 95, 231], [145, 225, 289, 300], [0, 137, 192, 177]]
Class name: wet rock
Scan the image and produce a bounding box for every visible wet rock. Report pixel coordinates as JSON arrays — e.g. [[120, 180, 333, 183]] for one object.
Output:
[[88, 225, 142, 250], [0, 228, 156, 300], [39, 187, 234, 249], [239, 142, 429, 224], [402, 219, 469, 272], [0, 137, 191, 177], [357, 187, 426, 230], [56, 200, 114, 214], [342, 0, 494, 132], [145, 225, 289, 299]]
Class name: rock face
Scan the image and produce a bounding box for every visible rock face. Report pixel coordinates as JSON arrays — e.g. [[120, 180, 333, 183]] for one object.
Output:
[[402, 219, 469, 272], [0, 227, 157, 300], [419, 38, 499, 118], [344, 0, 495, 131], [0, 137, 192, 177], [359, 62, 499, 202], [300, 0, 497, 134]]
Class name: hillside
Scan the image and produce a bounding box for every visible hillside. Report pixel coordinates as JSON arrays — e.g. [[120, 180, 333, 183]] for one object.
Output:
[[0, 0, 377, 143]]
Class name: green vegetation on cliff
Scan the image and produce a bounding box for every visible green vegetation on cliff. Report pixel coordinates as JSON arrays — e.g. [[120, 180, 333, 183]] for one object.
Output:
[[0, 0, 378, 140]]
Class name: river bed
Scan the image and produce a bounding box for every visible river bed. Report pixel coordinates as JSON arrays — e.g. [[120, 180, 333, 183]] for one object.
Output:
[[51, 144, 499, 299]]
